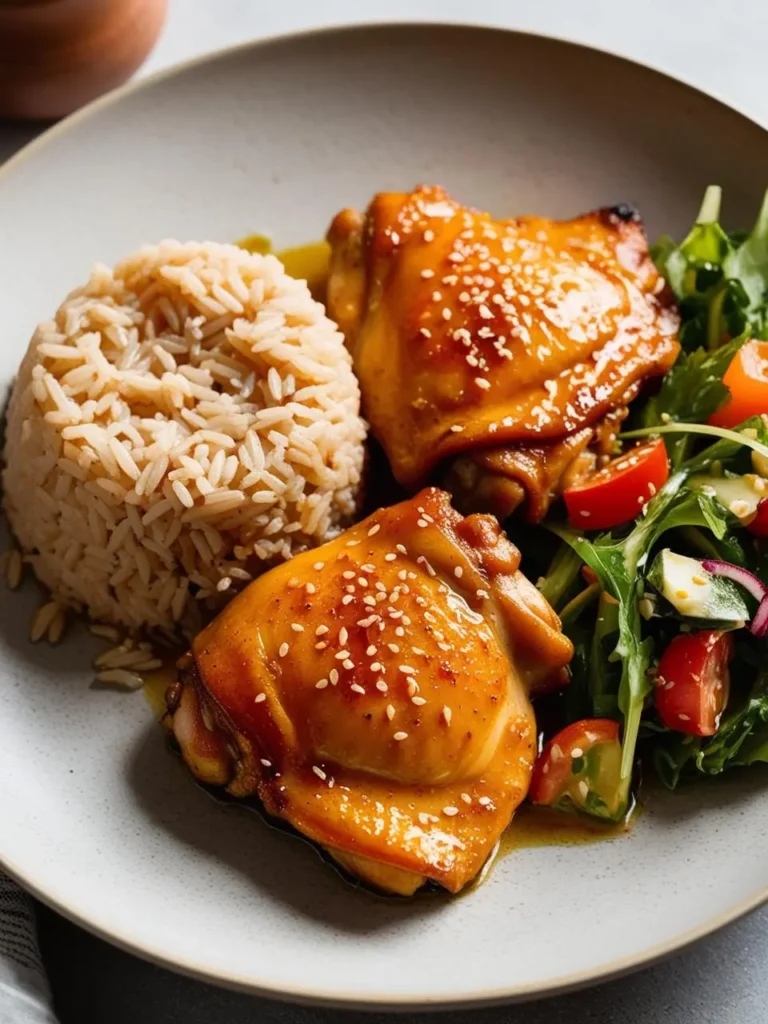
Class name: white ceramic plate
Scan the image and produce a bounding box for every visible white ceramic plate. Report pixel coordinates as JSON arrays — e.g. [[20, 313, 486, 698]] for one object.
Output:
[[2, 23, 768, 1011]]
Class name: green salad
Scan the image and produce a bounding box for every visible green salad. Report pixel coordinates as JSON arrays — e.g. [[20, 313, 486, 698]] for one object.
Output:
[[520, 185, 768, 822]]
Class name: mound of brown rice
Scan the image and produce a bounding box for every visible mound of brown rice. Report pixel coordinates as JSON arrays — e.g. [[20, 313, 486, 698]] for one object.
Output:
[[2, 241, 366, 633]]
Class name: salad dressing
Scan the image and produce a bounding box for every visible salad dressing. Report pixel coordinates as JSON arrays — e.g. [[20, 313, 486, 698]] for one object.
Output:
[[500, 803, 633, 855]]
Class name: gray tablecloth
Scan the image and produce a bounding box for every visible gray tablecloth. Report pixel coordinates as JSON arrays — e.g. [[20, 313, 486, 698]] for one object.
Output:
[[0, 875, 56, 1023]]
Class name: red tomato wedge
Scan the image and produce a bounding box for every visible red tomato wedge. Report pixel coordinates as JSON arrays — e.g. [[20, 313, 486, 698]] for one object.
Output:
[[562, 439, 669, 531], [529, 719, 624, 820], [655, 629, 733, 737], [747, 497, 768, 537], [709, 339, 768, 428]]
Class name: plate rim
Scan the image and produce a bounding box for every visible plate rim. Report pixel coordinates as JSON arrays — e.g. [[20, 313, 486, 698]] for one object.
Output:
[[1, 18, 767, 1009]]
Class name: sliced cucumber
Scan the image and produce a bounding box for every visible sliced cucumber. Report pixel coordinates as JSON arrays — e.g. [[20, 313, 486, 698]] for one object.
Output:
[[647, 549, 749, 622], [688, 473, 766, 524]]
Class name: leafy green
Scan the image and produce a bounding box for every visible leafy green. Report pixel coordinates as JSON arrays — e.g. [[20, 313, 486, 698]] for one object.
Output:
[[652, 671, 768, 787], [652, 185, 768, 349], [545, 426, 762, 813], [639, 335, 747, 465], [621, 420, 768, 465], [536, 542, 582, 610]]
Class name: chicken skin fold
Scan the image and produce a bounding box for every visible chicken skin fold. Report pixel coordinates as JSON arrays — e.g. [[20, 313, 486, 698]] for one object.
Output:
[[327, 185, 680, 520], [166, 488, 572, 895]]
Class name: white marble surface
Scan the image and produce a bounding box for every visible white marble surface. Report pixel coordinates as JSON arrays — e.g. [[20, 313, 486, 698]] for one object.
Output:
[[4, 2, 768, 1022]]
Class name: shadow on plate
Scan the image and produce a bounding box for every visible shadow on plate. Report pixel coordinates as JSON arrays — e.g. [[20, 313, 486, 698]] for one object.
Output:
[[126, 721, 449, 933]]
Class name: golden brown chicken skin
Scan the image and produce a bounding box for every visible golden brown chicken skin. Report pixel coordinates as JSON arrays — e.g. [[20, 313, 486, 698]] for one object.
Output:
[[166, 488, 572, 895], [327, 185, 680, 519]]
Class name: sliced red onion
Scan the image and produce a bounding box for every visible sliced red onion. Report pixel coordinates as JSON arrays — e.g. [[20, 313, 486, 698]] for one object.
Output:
[[702, 559, 768, 603], [751, 595, 768, 637]]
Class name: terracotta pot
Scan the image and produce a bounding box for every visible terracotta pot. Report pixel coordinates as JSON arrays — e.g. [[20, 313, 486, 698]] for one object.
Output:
[[0, 0, 168, 119]]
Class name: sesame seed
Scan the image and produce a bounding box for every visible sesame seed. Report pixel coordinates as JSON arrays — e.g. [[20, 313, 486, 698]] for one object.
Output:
[[431, 290, 442, 302], [386, 704, 396, 720], [393, 731, 408, 741], [278, 642, 289, 658], [396, 544, 407, 554], [357, 615, 377, 627], [315, 642, 327, 651], [351, 683, 366, 695], [368, 524, 381, 537], [335, 650, 351, 660], [255, 693, 266, 704], [291, 623, 304, 633], [421, 268, 435, 278], [339, 626, 348, 645], [395, 626, 405, 637], [370, 661, 383, 672], [478, 304, 493, 319], [357, 577, 368, 587], [341, 595, 354, 605], [312, 766, 327, 780], [260, 759, 272, 767], [346, 539, 360, 547], [442, 706, 452, 725], [417, 518, 428, 528], [423, 229, 434, 242], [442, 308, 452, 321], [443, 806, 459, 816], [376, 680, 388, 692], [343, 659, 354, 670], [329, 669, 339, 685], [478, 796, 491, 806], [387, 643, 400, 654], [476, 589, 489, 600], [315, 625, 329, 636], [313, 561, 325, 570], [315, 679, 328, 689], [571, 747, 584, 758], [305, 582, 316, 594], [412, 696, 427, 706], [679, 713, 690, 721], [418, 812, 430, 825], [460, 793, 472, 804], [384, 553, 397, 562], [454, 566, 463, 578], [407, 679, 419, 697], [475, 377, 491, 390], [342, 570, 356, 580], [450, 424, 464, 433]]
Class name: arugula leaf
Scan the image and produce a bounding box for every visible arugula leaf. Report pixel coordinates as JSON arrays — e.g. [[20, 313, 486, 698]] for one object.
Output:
[[639, 335, 747, 465], [723, 190, 768, 332], [547, 447, 751, 812], [653, 185, 768, 349], [652, 671, 768, 786]]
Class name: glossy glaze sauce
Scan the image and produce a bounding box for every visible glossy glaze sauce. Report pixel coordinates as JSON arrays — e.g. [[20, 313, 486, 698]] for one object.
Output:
[[151, 234, 630, 865], [237, 234, 331, 302]]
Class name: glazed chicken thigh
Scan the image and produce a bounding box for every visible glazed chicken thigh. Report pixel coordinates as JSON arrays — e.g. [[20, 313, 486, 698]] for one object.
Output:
[[167, 489, 572, 894], [328, 185, 680, 520]]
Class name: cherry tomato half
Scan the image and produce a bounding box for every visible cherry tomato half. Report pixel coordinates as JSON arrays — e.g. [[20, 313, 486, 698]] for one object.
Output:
[[709, 339, 768, 428], [655, 629, 733, 737], [562, 439, 669, 531], [529, 718, 624, 820], [747, 497, 768, 537]]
